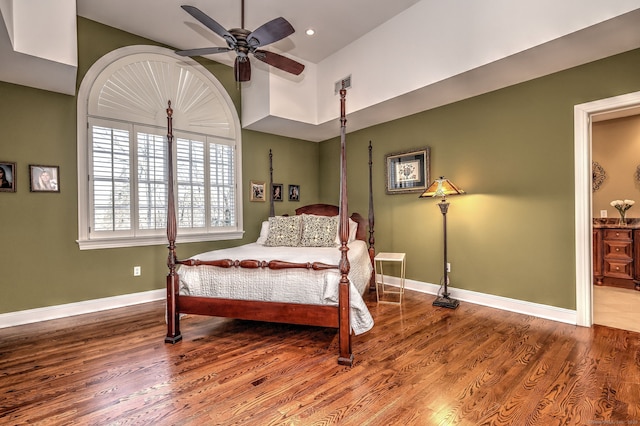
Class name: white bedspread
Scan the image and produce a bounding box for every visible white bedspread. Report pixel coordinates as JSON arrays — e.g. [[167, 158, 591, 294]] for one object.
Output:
[[178, 240, 374, 334]]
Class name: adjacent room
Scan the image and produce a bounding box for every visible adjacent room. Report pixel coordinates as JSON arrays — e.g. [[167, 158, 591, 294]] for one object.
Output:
[[1, 1, 640, 424]]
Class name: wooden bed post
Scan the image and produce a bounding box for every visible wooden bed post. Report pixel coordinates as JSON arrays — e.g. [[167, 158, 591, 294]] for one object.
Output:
[[368, 141, 376, 291], [337, 84, 353, 366], [269, 149, 275, 218], [165, 101, 182, 344]]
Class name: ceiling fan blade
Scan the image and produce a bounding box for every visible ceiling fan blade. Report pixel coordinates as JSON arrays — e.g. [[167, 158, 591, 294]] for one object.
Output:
[[253, 50, 305, 76], [181, 5, 236, 46], [234, 57, 251, 82], [175, 47, 232, 57], [247, 17, 295, 48]]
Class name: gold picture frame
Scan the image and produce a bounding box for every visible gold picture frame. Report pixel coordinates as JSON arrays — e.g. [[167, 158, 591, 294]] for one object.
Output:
[[250, 180, 266, 202]]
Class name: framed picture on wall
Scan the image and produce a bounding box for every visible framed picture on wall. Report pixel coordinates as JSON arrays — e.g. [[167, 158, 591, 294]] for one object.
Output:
[[29, 165, 60, 192], [385, 147, 430, 194], [272, 183, 283, 201], [250, 180, 266, 202], [0, 161, 16, 192], [289, 184, 300, 201]]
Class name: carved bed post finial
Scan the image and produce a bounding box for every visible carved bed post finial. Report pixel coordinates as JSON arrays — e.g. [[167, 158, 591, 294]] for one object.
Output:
[[337, 83, 353, 366], [269, 149, 275, 218], [165, 100, 182, 344]]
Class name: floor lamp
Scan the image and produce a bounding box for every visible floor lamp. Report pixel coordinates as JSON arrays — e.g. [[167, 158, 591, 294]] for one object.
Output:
[[420, 176, 465, 309]]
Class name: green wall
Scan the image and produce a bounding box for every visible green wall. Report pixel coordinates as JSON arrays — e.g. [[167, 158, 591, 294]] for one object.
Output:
[[0, 18, 319, 314], [320, 48, 640, 310], [3, 15, 640, 315]]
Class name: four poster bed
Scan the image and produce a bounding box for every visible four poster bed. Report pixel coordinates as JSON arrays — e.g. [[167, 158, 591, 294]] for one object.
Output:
[[164, 88, 375, 365]]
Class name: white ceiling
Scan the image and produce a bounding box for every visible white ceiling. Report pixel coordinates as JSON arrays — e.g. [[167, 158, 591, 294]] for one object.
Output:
[[76, 0, 422, 66], [2, 1, 640, 141]]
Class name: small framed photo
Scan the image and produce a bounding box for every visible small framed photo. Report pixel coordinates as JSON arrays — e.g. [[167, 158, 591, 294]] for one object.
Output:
[[385, 147, 430, 194], [30, 165, 60, 192], [0, 161, 16, 192], [272, 183, 283, 202], [250, 180, 266, 202], [288, 184, 300, 201]]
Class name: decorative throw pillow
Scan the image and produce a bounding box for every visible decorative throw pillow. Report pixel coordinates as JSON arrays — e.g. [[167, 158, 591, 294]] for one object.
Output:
[[264, 215, 302, 247], [300, 214, 339, 247]]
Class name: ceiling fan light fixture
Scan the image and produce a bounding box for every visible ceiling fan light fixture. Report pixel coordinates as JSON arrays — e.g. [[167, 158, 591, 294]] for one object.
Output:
[[176, 3, 305, 82]]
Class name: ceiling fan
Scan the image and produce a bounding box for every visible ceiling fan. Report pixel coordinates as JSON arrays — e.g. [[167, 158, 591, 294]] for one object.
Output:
[[176, 2, 305, 82]]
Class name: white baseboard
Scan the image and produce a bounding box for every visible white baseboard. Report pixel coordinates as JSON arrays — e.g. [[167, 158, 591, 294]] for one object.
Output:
[[382, 276, 577, 325], [0, 289, 165, 329], [0, 278, 578, 330]]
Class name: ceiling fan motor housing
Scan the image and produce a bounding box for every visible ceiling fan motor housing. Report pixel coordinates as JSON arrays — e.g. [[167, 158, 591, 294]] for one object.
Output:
[[230, 28, 251, 58]]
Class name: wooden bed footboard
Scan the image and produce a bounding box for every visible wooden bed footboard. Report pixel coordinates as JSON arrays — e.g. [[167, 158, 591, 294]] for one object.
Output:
[[178, 296, 339, 328], [178, 258, 338, 270]]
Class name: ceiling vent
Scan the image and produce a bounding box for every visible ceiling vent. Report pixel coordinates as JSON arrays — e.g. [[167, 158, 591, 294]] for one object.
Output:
[[335, 75, 352, 94]]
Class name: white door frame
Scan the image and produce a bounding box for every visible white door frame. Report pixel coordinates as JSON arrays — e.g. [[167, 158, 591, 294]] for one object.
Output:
[[574, 90, 640, 326]]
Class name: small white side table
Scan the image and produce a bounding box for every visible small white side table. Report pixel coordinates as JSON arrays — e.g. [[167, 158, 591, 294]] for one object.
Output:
[[374, 252, 406, 304]]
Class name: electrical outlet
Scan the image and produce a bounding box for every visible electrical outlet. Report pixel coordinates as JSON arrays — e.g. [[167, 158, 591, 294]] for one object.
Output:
[[600, 210, 608, 218], [133, 266, 141, 276], [446, 262, 451, 272]]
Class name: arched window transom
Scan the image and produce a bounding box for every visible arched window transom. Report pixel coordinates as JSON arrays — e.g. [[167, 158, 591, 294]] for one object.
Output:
[[77, 46, 243, 249]]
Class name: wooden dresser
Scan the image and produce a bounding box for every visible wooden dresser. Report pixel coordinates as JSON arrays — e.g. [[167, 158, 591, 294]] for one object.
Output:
[[593, 218, 640, 291]]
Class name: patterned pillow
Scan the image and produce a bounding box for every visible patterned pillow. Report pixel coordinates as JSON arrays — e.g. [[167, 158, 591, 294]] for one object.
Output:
[[300, 214, 339, 247], [264, 216, 302, 247]]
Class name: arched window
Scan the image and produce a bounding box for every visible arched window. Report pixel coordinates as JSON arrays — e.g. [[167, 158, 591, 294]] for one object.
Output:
[[77, 46, 243, 249]]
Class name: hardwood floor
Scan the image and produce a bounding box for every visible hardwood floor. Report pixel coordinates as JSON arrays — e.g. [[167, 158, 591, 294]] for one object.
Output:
[[1, 290, 639, 425]]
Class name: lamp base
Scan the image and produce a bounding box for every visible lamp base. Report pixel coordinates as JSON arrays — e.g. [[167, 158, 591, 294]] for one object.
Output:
[[432, 295, 460, 309]]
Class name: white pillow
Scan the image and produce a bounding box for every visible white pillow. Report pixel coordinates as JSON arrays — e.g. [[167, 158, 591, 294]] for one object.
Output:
[[335, 217, 359, 244], [256, 220, 269, 245], [348, 218, 358, 242]]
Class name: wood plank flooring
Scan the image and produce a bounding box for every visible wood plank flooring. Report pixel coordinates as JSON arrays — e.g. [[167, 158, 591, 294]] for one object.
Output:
[[1, 290, 639, 425]]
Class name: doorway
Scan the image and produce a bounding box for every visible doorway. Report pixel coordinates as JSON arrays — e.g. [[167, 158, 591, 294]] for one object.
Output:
[[574, 90, 640, 328]]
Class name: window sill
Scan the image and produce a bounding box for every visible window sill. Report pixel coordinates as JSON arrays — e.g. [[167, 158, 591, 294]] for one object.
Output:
[[77, 230, 245, 250]]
